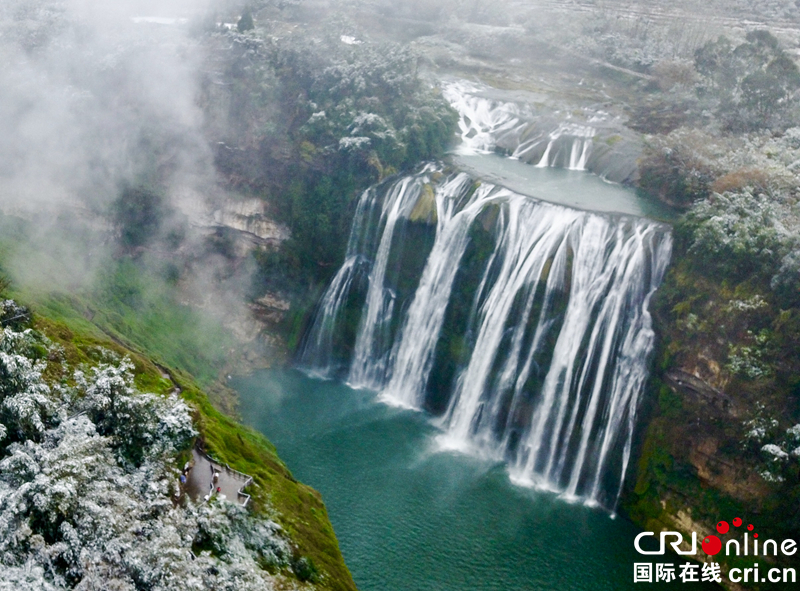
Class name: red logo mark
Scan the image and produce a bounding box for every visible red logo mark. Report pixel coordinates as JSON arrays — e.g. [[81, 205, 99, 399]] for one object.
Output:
[[702, 535, 722, 556]]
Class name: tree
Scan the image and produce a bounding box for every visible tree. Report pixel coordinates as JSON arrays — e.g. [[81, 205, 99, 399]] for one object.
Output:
[[741, 69, 786, 126], [112, 184, 167, 249], [694, 31, 800, 130], [694, 36, 736, 94], [237, 11, 254, 33]]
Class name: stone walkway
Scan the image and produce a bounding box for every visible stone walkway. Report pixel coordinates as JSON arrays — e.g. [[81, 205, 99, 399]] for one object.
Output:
[[185, 447, 252, 506]]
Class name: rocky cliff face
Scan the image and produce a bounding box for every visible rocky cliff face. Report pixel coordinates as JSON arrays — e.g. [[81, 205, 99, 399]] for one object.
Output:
[[210, 197, 290, 247], [624, 258, 800, 580]]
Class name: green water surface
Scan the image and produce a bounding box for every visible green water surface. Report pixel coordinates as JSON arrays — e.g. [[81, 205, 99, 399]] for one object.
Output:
[[453, 153, 676, 221], [235, 369, 719, 591]]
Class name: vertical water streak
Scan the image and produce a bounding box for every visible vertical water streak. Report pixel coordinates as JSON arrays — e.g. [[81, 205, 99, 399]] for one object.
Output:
[[348, 176, 429, 389], [602, 231, 673, 505], [510, 217, 611, 483], [443, 200, 583, 448], [558, 223, 644, 496], [535, 124, 595, 169], [568, 140, 582, 170], [297, 257, 359, 374], [298, 185, 383, 374], [380, 174, 489, 407], [535, 137, 555, 168], [575, 137, 592, 170]]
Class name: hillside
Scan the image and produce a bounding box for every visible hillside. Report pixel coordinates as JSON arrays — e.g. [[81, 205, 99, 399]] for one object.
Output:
[[0, 297, 356, 591]]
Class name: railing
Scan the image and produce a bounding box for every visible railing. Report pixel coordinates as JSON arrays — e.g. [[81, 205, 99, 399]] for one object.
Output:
[[195, 445, 253, 507]]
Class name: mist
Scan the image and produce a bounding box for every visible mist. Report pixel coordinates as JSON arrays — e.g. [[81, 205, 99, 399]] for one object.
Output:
[[0, 0, 263, 370]]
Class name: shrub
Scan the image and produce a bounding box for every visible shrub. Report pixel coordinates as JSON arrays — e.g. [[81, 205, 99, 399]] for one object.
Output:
[[680, 190, 787, 282]]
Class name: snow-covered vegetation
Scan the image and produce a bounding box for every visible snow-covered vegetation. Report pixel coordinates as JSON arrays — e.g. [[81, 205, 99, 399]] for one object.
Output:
[[568, 14, 712, 72], [743, 403, 800, 483], [636, 33, 800, 307], [683, 190, 798, 288], [0, 312, 300, 590], [204, 15, 457, 292], [642, 124, 800, 303]]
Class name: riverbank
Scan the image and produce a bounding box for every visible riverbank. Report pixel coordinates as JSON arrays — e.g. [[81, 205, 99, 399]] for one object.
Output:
[[22, 303, 358, 591]]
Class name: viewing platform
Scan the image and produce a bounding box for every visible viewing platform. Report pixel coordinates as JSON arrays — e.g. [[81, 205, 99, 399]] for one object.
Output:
[[185, 446, 253, 506]]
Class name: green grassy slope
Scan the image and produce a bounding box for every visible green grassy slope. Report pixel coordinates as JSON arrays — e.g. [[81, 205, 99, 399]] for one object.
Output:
[[19, 297, 357, 591]]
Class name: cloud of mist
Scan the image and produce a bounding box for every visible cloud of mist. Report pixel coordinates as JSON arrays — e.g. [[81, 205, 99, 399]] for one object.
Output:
[[0, 0, 226, 290], [0, 0, 281, 377]]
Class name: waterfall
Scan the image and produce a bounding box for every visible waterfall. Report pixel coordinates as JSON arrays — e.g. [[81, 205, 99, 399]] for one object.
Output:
[[300, 80, 666, 508], [443, 81, 529, 155], [534, 123, 595, 170], [347, 176, 422, 389], [297, 256, 360, 376], [443, 81, 597, 172], [300, 166, 671, 508], [380, 173, 483, 407], [299, 165, 433, 376]]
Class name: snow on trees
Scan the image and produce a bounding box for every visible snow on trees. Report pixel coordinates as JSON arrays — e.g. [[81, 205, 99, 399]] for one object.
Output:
[[0, 317, 292, 590]]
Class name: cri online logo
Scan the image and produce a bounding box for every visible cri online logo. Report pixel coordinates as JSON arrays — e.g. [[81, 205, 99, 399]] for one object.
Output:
[[635, 517, 798, 583]]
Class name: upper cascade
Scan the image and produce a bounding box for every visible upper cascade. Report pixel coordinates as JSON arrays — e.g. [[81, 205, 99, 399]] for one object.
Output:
[[299, 166, 671, 509], [443, 81, 642, 184], [530, 122, 595, 171]]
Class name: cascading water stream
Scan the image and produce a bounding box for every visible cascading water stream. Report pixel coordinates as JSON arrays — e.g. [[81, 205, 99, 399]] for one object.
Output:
[[534, 122, 595, 170], [442, 82, 530, 155], [298, 181, 387, 375], [444, 81, 596, 171], [300, 166, 671, 508], [299, 81, 671, 509]]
